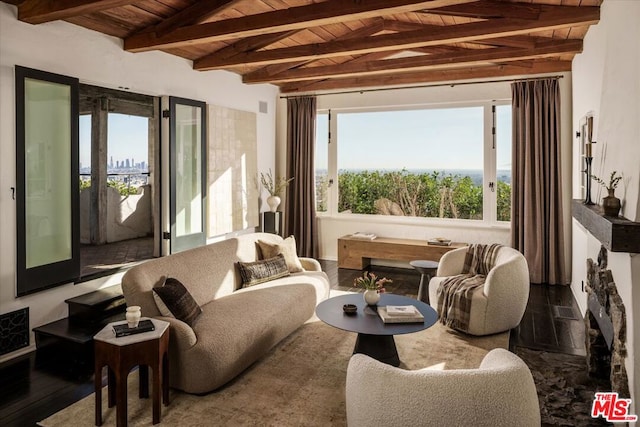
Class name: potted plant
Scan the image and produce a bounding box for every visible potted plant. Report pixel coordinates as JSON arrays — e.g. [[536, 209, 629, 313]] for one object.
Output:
[[591, 171, 622, 217], [353, 271, 392, 305], [260, 169, 293, 212]]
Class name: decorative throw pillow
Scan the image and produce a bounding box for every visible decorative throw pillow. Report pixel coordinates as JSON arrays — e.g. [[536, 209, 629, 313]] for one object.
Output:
[[237, 254, 290, 287], [152, 277, 202, 326], [257, 236, 304, 273]]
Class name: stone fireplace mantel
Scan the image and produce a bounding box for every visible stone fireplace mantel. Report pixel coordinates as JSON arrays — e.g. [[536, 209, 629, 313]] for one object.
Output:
[[572, 199, 640, 253]]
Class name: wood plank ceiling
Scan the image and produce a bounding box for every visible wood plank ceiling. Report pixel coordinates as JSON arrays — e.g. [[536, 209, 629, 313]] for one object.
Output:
[[8, 0, 602, 94]]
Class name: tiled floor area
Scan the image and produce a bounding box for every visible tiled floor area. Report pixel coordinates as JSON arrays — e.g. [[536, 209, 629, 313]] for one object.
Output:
[[79, 236, 154, 278]]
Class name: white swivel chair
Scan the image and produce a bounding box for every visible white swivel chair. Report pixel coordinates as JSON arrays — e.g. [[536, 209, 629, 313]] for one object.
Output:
[[428, 245, 530, 336], [346, 349, 540, 427]]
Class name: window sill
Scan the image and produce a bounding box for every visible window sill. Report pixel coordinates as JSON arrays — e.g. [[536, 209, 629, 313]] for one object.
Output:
[[316, 212, 510, 230]]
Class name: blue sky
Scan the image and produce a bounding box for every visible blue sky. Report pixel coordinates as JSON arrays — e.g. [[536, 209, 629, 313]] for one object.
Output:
[[79, 107, 512, 172], [316, 105, 511, 171], [79, 113, 149, 168]]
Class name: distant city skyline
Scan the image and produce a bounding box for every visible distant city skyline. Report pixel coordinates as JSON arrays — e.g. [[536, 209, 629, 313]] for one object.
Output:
[[80, 157, 147, 171], [79, 113, 149, 170]]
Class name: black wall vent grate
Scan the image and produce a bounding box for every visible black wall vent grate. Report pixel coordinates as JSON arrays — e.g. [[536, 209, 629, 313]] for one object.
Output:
[[0, 307, 29, 356], [552, 305, 578, 320]]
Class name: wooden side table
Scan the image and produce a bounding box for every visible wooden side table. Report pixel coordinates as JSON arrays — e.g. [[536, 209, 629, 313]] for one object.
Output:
[[94, 318, 170, 426]]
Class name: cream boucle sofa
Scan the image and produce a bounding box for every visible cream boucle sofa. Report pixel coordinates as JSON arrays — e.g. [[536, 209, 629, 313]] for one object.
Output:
[[121, 232, 330, 394], [428, 245, 530, 336], [346, 349, 540, 427]]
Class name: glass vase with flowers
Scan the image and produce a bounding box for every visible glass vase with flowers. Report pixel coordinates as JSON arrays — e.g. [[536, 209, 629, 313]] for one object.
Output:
[[353, 271, 392, 305]]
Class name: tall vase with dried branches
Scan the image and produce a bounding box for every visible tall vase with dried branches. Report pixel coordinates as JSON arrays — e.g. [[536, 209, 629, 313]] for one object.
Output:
[[260, 169, 293, 212], [591, 171, 622, 217]]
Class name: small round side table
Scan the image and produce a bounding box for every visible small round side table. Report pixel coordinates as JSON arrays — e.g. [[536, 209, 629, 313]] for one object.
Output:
[[409, 260, 439, 304], [94, 318, 170, 427]]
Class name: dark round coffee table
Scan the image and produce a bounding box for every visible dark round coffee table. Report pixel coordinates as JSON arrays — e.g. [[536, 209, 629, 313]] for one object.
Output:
[[315, 293, 437, 366]]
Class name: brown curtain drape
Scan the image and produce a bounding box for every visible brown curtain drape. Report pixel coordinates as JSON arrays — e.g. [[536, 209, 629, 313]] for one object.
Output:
[[285, 96, 317, 258], [511, 79, 567, 285]]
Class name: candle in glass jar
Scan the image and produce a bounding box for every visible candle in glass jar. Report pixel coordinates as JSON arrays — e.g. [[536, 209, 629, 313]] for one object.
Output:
[[585, 142, 592, 157]]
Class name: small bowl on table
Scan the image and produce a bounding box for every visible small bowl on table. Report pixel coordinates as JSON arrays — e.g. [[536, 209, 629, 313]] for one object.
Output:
[[343, 304, 357, 315]]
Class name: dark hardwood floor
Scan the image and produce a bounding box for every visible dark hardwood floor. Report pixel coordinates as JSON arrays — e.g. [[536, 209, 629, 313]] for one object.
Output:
[[0, 351, 96, 427], [510, 280, 586, 356], [0, 260, 585, 426]]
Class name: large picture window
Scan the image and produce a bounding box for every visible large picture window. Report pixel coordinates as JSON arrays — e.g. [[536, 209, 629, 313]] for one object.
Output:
[[315, 102, 511, 224]]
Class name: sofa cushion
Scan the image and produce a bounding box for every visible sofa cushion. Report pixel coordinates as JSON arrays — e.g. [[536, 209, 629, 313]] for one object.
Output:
[[257, 235, 304, 272], [152, 277, 202, 326], [237, 254, 290, 287], [180, 284, 317, 393]]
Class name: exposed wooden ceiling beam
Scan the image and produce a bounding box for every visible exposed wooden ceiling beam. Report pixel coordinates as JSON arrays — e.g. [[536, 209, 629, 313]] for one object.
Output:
[[409, 45, 472, 54], [344, 51, 399, 64], [18, 0, 136, 24], [474, 35, 541, 49], [153, 0, 243, 37], [426, 0, 543, 20], [382, 19, 435, 33], [495, 60, 535, 69], [195, 6, 599, 70], [205, 20, 387, 78], [279, 60, 572, 93], [382, 20, 543, 49], [244, 39, 582, 84], [123, 0, 477, 52], [209, 30, 301, 61]]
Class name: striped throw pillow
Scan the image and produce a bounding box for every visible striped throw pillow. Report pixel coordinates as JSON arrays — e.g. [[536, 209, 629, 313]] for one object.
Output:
[[237, 254, 290, 287]]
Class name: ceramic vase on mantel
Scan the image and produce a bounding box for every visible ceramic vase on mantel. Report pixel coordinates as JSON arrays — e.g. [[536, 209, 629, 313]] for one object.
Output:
[[602, 189, 621, 217], [266, 195, 281, 212], [363, 289, 381, 306]]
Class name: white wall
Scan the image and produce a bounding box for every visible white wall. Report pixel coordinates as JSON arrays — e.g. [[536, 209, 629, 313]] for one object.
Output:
[[571, 0, 640, 407], [277, 75, 573, 267], [0, 3, 278, 362]]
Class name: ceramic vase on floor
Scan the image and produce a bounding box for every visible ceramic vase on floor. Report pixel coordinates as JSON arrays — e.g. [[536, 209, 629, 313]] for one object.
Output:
[[602, 189, 621, 217]]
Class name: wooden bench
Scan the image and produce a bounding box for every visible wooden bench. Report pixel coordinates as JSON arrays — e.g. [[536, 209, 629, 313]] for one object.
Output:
[[338, 235, 467, 270]]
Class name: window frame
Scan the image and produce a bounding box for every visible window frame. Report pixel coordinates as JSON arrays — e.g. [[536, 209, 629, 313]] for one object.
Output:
[[315, 100, 511, 227]]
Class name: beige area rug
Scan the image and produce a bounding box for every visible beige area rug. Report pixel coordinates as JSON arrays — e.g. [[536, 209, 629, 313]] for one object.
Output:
[[40, 320, 508, 427]]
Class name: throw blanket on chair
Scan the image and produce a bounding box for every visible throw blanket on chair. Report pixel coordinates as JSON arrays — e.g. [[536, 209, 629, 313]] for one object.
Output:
[[436, 244, 502, 332]]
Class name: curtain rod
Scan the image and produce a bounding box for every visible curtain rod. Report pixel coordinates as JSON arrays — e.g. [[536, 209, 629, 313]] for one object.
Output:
[[279, 75, 564, 99]]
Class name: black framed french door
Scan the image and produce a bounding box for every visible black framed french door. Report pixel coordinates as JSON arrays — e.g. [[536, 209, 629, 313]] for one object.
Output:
[[15, 66, 80, 296], [161, 96, 207, 254]]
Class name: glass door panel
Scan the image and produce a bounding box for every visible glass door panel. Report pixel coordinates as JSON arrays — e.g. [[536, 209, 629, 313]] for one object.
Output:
[[168, 97, 206, 253], [24, 78, 73, 267], [16, 66, 79, 295], [175, 104, 203, 237]]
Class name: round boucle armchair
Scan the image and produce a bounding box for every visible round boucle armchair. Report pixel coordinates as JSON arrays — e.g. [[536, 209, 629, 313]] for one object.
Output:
[[427, 245, 530, 336], [346, 349, 540, 427]]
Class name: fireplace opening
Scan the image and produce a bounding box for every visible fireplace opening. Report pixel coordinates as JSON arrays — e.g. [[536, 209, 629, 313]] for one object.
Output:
[[584, 246, 630, 398], [586, 309, 612, 381]]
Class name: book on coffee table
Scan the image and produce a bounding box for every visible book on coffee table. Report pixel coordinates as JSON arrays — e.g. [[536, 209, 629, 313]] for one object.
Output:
[[378, 306, 424, 323], [113, 319, 155, 337], [386, 305, 418, 316]]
